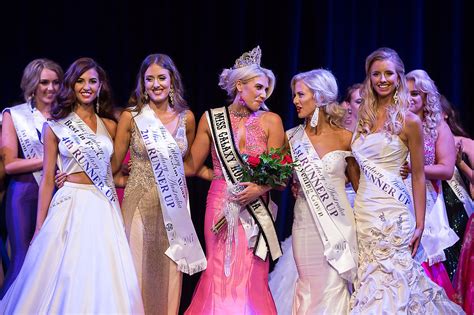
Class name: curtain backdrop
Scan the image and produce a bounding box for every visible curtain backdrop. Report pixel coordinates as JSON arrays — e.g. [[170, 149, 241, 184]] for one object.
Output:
[[0, 1, 470, 312]]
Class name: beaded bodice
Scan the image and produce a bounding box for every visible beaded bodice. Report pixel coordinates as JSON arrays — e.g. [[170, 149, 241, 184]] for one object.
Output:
[[211, 109, 267, 179], [126, 111, 188, 189], [423, 133, 436, 166]]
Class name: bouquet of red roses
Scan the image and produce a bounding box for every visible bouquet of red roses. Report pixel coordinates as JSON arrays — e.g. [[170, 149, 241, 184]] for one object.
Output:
[[240, 147, 295, 188], [211, 148, 296, 234]]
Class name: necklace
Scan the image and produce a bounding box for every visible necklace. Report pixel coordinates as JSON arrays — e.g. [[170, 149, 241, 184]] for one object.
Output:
[[229, 109, 252, 118]]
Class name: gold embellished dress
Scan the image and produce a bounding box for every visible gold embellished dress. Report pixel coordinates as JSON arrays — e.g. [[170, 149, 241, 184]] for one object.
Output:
[[121, 111, 188, 315]]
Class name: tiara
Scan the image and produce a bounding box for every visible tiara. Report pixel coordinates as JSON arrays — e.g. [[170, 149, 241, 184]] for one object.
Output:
[[233, 46, 262, 69]]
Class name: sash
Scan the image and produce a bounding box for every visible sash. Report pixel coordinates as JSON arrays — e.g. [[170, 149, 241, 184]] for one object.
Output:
[[207, 106, 282, 261], [287, 125, 357, 280], [353, 150, 413, 208], [6, 103, 46, 184], [133, 105, 207, 275], [48, 113, 120, 212], [446, 166, 473, 217], [404, 168, 459, 265]]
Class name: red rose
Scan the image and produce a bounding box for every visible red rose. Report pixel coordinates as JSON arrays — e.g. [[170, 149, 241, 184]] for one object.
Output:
[[247, 156, 261, 168], [271, 153, 280, 160], [281, 155, 293, 165]]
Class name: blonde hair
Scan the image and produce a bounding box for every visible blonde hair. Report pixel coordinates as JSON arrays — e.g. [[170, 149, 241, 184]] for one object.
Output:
[[357, 47, 409, 137], [291, 69, 345, 128], [406, 69, 441, 141], [20, 58, 63, 105], [218, 64, 275, 110]]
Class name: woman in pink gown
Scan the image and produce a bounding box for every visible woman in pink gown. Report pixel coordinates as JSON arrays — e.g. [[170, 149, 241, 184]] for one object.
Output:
[[184, 46, 285, 314]]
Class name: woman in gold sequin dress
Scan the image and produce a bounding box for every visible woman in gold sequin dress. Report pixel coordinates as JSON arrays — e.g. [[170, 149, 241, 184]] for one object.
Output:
[[113, 54, 209, 315]]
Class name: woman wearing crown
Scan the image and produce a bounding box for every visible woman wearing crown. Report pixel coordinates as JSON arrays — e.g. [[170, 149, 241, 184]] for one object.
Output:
[[184, 46, 285, 314]]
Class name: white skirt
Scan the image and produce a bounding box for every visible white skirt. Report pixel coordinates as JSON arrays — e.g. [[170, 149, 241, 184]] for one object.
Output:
[[0, 182, 144, 314]]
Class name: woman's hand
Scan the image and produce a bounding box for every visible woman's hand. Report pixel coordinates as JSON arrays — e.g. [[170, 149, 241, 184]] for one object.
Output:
[[409, 227, 424, 257], [55, 170, 67, 188], [400, 160, 410, 179], [232, 182, 270, 206]]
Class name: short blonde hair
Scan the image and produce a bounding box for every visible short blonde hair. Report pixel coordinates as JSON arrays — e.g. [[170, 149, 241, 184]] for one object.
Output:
[[20, 58, 63, 104], [291, 69, 345, 128], [218, 64, 276, 106]]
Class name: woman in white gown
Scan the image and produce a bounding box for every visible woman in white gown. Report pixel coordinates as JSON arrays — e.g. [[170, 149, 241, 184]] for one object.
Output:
[[0, 58, 144, 314], [286, 69, 359, 314], [350, 47, 463, 314]]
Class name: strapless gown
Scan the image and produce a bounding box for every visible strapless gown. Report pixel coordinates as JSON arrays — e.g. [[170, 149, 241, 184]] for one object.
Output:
[[350, 133, 464, 314]]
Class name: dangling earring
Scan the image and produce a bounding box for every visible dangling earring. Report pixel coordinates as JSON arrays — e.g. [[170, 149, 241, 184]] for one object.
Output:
[[96, 89, 101, 113], [238, 95, 247, 107], [169, 87, 175, 107], [393, 84, 399, 106], [310, 106, 320, 128], [27, 94, 35, 112], [144, 91, 149, 104]]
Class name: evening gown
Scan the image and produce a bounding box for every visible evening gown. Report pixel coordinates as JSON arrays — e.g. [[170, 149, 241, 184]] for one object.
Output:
[[185, 110, 277, 315], [0, 114, 144, 314], [291, 150, 357, 314], [417, 134, 458, 298], [442, 152, 471, 280], [121, 111, 187, 315], [0, 107, 41, 297], [350, 133, 464, 314], [268, 155, 358, 315], [453, 214, 474, 314]]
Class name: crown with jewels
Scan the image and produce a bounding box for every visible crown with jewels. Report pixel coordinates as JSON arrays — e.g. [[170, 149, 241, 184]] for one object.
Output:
[[233, 46, 262, 69]]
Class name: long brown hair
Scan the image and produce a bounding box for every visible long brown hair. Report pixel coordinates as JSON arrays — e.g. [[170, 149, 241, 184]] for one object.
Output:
[[129, 54, 188, 113], [439, 95, 470, 137], [52, 57, 115, 121]]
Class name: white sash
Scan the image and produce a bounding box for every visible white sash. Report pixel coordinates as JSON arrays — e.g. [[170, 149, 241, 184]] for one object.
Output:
[[6, 103, 46, 184], [133, 105, 207, 275], [48, 113, 120, 212], [446, 167, 473, 217], [353, 150, 413, 207], [207, 107, 282, 261], [404, 173, 459, 265], [287, 125, 357, 280]]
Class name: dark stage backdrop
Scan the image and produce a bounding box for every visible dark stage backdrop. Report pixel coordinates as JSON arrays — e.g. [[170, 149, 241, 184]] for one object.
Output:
[[1, 0, 471, 313]]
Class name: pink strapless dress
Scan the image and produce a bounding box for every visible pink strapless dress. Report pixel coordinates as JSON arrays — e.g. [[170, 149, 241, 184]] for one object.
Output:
[[185, 110, 277, 315]]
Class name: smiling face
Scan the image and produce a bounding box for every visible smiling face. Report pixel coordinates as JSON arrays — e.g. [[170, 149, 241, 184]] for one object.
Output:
[[369, 59, 399, 100], [407, 79, 425, 116], [34, 68, 60, 106], [293, 80, 316, 119], [237, 75, 269, 111], [143, 63, 171, 106], [74, 68, 101, 106]]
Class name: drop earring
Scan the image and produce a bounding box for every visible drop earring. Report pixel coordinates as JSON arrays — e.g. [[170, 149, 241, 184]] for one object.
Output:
[[238, 95, 247, 107], [393, 84, 399, 106], [169, 87, 175, 107], [96, 88, 101, 113], [144, 91, 149, 104], [310, 106, 319, 128]]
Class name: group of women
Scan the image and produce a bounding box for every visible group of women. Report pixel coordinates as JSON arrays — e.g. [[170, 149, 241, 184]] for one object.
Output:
[[0, 46, 471, 314]]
